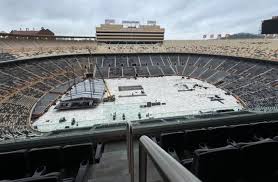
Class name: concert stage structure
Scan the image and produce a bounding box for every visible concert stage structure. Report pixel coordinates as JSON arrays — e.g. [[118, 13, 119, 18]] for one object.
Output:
[[54, 79, 105, 110]]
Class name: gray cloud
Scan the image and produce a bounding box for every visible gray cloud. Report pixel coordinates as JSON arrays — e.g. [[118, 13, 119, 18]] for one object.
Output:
[[0, 0, 277, 39]]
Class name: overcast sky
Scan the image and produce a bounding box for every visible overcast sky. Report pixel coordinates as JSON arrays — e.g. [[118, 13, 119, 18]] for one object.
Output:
[[0, 0, 277, 39]]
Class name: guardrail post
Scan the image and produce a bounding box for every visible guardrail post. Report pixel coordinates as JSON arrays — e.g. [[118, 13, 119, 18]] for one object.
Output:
[[127, 121, 134, 182], [139, 135, 201, 182], [126, 122, 130, 170], [139, 142, 147, 182]]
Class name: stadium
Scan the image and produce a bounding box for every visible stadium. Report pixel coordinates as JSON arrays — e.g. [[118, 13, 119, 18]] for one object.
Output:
[[0, 12, 278, 182]]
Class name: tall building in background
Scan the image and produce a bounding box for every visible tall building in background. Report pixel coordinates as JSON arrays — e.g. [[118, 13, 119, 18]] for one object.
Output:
[[96, 20, 164, 43], [261, 16, 278, 34]]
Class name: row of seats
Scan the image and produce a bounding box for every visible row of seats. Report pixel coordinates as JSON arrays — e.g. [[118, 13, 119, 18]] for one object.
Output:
[[192, 138, 278, 182], [161, 121, 278, 158], [0, 143, 95, 182], [0, 53, 16, 62], [160, 121, 278, 182]]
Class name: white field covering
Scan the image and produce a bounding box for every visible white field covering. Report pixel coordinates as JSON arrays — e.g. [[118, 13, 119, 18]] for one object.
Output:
[[33, 76, 242, 132]]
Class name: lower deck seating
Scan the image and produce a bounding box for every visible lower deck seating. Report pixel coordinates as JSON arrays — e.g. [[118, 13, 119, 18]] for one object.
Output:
[[159, 120, 278, 182], [0, 142, 95, 182]]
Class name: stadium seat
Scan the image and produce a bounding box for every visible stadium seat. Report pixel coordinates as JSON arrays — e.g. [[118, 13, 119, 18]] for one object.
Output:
[[160, 131, 185, 160], [62, 143, 94, 166], [227, 124, 255, 142], [206, 126, 231, 147], [240, 139, 278, 181], [62, 143, 93, 178], [250, 121, 274, 138], [268, 121, 278, 137], [181, 127, 231, 169], [184, 128, 209, 150], [255, 121, 278, 138], [29, 146, 62, 174], [0, 149, 28, 180], [191, 145, 240, 182]]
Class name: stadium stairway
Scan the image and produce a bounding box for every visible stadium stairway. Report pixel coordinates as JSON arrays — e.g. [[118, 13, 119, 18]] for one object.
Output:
[[89, 141, 163, 182], [89, 141, 130, 182]]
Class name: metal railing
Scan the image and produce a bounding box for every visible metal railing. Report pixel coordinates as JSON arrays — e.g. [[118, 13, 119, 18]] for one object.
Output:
[[126, 112, 278, 182], [139, 135, 201, 182]]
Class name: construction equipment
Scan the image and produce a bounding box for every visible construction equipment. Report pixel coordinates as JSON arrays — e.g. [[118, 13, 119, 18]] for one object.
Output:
[[88, 49, 115, 102]]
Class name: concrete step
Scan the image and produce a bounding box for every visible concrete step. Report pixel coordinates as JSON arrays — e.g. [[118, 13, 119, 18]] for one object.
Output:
[[91, 145, 129, 179], [89, 174, 130, 182], [88, 141, 133, 182], [97, 158, 128, 168], [104, 141, 127, 153], [92, 161, 129, 178], [101, 150, 127, 161]]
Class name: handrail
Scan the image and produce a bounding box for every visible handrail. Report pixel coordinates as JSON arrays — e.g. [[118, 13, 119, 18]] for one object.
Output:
[[139, 135, 201, 182]]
